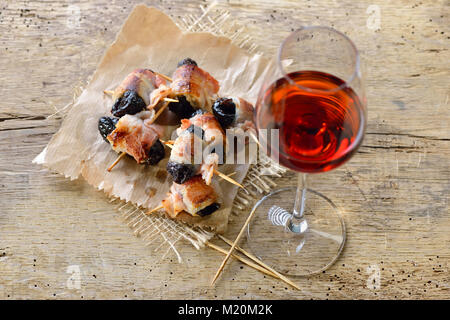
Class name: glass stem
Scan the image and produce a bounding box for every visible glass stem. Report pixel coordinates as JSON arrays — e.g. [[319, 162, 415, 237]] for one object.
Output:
[[286, 173, 309, 234]]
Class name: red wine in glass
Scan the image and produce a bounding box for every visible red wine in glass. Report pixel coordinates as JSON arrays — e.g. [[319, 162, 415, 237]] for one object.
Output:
[[248, 27, 366, 276], [259, 70, 364, 173]]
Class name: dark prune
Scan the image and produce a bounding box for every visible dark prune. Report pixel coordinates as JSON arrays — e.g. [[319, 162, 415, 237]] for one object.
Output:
[[186, 125, 205, 139], [111, 90, 146, 117], [168, 95, 196, 119], [212, 97, 236, 129], [167, 161, 198, 184], [197, 203, 220, 216], [98, 116, 119, 142], [144, 140, 165, 165], [177, 58, 198, 67]]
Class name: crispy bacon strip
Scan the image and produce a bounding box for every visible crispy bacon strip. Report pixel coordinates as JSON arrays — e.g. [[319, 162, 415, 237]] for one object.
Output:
[[171, 64, 219, 109], [178, 111, 225, 144], [149, 64, 219, 111], [168, 112, 225, 185], [107, 111, 163, 164], [113, 69, 167, 106], [161, 176, 219, 218], [231, 97, 256, 132]]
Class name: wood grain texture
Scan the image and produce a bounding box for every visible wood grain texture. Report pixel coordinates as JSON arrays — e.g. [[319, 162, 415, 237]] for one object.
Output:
[[0, 0, 449, 299]]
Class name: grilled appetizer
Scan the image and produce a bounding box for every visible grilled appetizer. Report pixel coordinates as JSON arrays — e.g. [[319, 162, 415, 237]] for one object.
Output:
[[178, 110, 225, 144], [110, 69, 167, 117], [167, 111, 225, 184], [161, 175, 220, 218], [212, 97, 256, 133], [149, 58, 220, 118], [105, 111, 165, 165]]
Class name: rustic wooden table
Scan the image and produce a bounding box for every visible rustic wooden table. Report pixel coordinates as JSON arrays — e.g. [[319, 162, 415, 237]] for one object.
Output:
[[0, 0, 448, 300]]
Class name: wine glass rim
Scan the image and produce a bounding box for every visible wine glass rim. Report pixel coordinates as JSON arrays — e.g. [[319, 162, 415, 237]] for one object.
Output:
[[277, 26, 361, 94]]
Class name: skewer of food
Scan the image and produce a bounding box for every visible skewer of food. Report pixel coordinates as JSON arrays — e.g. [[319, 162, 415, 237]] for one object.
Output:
[[212, 97, 260, 147], [148, 175, 221, 219], [102, 59, 222, 170], [149, 58, 220, 118], [98, 59, 249, 222], [165, 140, 243, 189], [212, 97, 256, 133], [103, 68, 168, 117], [166, 110, 230, 185], [99, 110, 243, 189], [98, 111, 166, 171], [100, 67, 173, 170]]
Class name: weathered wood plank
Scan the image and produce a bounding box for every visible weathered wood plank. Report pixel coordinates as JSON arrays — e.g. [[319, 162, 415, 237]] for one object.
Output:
[[0, 0, 448, 299]]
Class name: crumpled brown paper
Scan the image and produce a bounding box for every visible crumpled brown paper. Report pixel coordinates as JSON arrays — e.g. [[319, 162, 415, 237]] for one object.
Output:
[[33, 5, 275, 233]]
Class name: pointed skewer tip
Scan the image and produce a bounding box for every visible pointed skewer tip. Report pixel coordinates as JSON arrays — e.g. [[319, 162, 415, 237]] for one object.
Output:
[[213, 169, 244, 189], [146, 204, 164, 215], [107, 152, 126, 172]]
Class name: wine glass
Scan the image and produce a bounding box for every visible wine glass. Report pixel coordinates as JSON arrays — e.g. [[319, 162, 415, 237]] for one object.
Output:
[[247, 26, 366, 276]]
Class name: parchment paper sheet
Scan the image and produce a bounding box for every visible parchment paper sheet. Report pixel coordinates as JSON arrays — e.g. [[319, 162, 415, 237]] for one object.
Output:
[[34, 5, 275, 233]]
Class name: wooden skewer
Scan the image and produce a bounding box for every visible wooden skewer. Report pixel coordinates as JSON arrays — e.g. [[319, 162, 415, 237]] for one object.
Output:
[[149, 102, 169, 124], [163, 98, 179, 103], [146, 97, 178, 110], [146, 204, 163, 215], [146, 193, 299, 289], [103, 89, 177, 103], [249, 131, 262, 149], [210, 204, 259, 286], [107, 152, 126, 172], [217, 235, 301, 291], [163, 141, 173, 148], [213, 169, 244, 189], [205, 241, 277, 278], [218, 171, 236, 180], [155, 72, 173, 82]]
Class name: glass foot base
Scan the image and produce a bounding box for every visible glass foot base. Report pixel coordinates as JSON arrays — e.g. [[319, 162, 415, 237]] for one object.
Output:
[[246, 187, 346, 276]]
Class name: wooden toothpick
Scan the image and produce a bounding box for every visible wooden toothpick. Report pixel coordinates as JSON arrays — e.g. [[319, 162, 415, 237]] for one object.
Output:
[[218, 171, 236, 180], [163, 143, 244, 189], [162, 140, 173, 148], [149, 102, 169, 124], [210, 204, 259, 286], [249, 131, 262, 149], [205, 241, 277, 278], [107, 152, 126, 172], [104, 89, 177, 104], [155, 72, 173, 82], [146, 204, 164, 215], [163, 98, 179, 103], [217, 235, 301, 291], [165, 141, 243, 188], [213, 169, 244, 189]]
